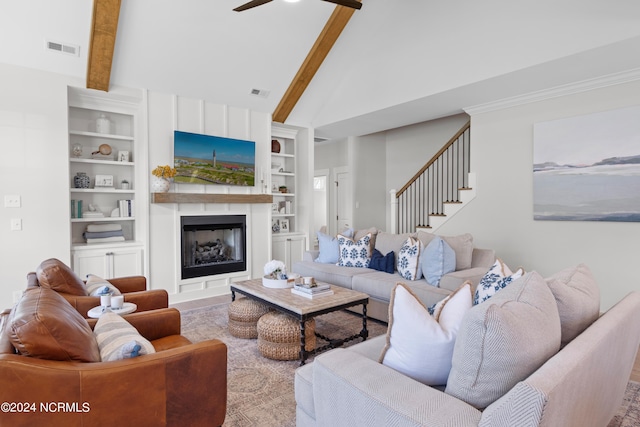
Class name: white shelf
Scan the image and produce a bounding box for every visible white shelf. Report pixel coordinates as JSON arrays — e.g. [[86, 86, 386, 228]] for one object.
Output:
[[70, 130, 134, 141], [273, 213, 295, 218], [70, 188, 135, 194], [70, 158, 134, 166], [71, 217, 135, 223], [272, 172, 295, 177], [272, 192, 295, 197], [271, 153, 295, 158]]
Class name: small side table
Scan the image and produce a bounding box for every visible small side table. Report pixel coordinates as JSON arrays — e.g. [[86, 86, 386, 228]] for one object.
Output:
[[87, 302, 137, 319]]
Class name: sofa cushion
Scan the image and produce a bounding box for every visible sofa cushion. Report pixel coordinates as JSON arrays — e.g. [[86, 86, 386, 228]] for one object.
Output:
[[397, 236, 422, 280], [315, 229, 354, 264], [353, 227, 379, 252], [417, 232, 474, 270], [94, 311, 155, 361], [9, 287, 100, 362], [445, 271, 561, 409], [369, 249, 395, 274], [473, 259, 524, 305], [545, 264, 600, 346], [85, 274, 123, 296], [379, 282, 472, 385], [36, 258, 88, 296], [374, 232, 416, 265], [337, 233, 372, 268], [421, 236, 456, 287]]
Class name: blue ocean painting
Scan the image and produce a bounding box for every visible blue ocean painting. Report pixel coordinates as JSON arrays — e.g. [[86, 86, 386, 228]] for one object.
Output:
[[533, 106, 640, 222]]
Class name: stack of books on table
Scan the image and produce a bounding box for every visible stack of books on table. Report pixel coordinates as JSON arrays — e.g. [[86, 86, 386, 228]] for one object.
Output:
[[291, 283, 334, 299]]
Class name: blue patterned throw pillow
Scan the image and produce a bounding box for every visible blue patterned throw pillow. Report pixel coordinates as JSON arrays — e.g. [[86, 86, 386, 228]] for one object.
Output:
[[397, 237, 422, 281], [337, 233, 372, 268], [473, 259, 525, 305]]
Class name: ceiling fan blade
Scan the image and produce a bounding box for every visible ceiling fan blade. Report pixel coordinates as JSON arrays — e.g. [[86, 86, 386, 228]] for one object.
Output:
[[233, 0, 273, 12], [322, 0, 362, 9]]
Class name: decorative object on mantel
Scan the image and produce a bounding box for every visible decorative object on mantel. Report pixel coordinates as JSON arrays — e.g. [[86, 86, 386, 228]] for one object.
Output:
[[151, 165, 177, 193], [271, 139, 281, 153], [279, 185, 287, 193], [74, 172, 90, 188], [262, 259, 296, 288]]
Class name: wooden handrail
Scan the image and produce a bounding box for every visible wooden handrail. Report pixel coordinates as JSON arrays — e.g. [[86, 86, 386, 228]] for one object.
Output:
[[396, 121, 470, 197]]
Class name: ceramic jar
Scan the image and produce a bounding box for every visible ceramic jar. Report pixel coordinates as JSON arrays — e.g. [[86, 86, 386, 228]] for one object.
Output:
[[74, 172, 90, 188], [151, 176, 171, 193]]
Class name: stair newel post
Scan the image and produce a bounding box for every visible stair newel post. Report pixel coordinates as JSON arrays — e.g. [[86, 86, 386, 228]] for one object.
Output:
[[390, 189, 397, 234]]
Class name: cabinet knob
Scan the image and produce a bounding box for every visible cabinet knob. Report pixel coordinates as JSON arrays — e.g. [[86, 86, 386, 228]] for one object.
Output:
[[105, 252, 114, 256]]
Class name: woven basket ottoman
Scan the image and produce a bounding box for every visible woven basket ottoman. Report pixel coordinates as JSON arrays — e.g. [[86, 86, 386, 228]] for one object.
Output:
[[257, 311, 316, 361], [228, 297, 271, 339]]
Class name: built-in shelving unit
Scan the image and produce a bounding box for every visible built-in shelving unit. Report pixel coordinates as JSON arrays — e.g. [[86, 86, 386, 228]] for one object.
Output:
[[271, 124, 307, 272], [67, 88, 146, 279]]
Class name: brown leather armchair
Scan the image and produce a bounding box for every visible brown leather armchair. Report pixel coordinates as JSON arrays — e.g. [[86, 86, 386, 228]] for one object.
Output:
[[0, 281, 227, 427], [34, 258, 168, 318]]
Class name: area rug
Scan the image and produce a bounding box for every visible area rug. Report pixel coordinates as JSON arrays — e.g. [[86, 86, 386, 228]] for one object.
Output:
[[180, 301, 388, 427], [180, 302, 640, 427]]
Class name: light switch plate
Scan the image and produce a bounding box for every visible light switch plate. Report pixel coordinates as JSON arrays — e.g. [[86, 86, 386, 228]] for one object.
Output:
[[4, 195, 21, 208], [10, 218, 22, 231]]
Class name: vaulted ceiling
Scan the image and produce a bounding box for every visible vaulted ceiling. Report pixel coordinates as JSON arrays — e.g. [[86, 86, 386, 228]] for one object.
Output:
[[2, 0, 640, 139]]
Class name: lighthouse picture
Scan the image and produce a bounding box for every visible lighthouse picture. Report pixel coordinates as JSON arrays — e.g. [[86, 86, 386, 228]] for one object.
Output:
[[173, 130, 255, 187]]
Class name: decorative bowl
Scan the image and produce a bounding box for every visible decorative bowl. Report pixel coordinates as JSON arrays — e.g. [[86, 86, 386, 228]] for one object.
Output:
[[262, 276, 293, 289]]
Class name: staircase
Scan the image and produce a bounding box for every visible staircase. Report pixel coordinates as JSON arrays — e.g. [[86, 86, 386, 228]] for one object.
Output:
[[390, 121, 475, 233]]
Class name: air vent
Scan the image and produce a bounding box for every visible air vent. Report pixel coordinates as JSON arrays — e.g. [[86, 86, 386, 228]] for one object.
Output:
[[250, 88, 270, 98], [45, 39, 80, 57]]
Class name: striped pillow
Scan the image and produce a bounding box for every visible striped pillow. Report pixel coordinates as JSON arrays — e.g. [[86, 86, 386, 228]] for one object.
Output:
[[93, 312, 155, 362], [85, 274, 122, 296]]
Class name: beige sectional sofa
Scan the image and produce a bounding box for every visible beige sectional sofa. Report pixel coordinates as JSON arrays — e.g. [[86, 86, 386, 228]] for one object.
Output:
[[292, 229, 495, 322], [295, 265, 640, 427]]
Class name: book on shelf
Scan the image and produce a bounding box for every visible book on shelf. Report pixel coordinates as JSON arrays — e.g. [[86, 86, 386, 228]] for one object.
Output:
[[293, 283, 331, 294], [291, 288, 334, 299], [118, 199, 134, 217]]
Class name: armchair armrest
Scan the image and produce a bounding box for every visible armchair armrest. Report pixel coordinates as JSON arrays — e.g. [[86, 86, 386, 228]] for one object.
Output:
[[0, 339, 227, 426], [61, 289, 169, 319], [310, 348, 481, 427], [108, 275, 147, 293]]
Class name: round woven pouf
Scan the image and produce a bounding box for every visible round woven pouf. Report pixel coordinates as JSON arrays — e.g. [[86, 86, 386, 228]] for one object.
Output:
[[228, 298, 271, 339], [257, 311, 316, 361]]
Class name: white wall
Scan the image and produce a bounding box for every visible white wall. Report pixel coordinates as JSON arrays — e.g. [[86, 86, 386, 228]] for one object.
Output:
[[436, 80, 640, 311], [351, 133, 387, 231], [0, 63, 78, 307], [146, 91, 273, 303]]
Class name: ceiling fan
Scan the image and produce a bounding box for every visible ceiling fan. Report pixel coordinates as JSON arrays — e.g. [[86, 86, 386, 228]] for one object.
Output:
[[234, 0, 362, 12]]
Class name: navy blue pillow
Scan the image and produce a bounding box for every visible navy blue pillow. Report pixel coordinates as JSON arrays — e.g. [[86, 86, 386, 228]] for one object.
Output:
[[370, 249, 395, 274]]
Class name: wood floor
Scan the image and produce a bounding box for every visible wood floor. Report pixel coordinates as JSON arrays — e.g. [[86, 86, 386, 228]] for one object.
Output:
[[171, 296, 640, 383]]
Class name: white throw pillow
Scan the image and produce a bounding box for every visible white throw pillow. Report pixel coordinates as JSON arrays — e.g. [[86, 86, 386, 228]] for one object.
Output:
[[473, 259, 524, 305], [397, 237, 422, 281], [337, 233, 372, 268], [94, 311, 155, 362], [379, 282, 472, 386], [421, 236, 456, 287], [85, 274, 122, 296]]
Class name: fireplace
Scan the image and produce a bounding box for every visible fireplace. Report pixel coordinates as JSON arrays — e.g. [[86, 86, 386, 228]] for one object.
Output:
[[180, 214, 246, 279]]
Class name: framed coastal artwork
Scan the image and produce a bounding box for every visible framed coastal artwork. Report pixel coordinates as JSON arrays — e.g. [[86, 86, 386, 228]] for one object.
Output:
[[533, 105, 640, 222]]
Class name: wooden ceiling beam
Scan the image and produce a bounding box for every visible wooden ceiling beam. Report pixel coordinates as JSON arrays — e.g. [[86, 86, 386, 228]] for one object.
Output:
[[272, 3, 360, 123], [86, 0, 122, 92]]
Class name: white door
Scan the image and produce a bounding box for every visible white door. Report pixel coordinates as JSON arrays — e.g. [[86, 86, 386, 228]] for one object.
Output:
[[313, 170, 329, 244], [334, 167, 351, 233]]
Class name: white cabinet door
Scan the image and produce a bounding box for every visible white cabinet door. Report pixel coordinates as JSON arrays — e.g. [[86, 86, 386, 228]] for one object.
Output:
[[73, 245, 143, 279], [272, 234, 306, 272]]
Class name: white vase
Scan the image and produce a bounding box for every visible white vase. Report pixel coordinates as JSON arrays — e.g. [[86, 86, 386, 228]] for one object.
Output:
[[151, 176, 171, 193]]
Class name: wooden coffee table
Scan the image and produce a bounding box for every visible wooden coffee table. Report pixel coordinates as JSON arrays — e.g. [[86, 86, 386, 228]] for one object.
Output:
[[230, 279, 369, 365]]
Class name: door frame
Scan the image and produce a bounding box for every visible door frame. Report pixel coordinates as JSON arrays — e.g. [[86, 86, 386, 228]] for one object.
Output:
[[332, 166, 351, 236]]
